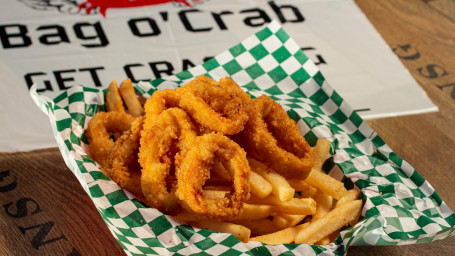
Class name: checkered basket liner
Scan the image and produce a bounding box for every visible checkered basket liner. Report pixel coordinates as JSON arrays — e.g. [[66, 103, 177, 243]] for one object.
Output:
[[30, 20, 455, 256]]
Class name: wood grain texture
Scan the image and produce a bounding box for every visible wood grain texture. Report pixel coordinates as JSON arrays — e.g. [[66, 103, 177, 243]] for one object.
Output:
[[1, 1, 454, 255], [352, 0, 455, 255], [426, 0, 455, 22], [0, 148, 125, 256], [355, 0, 455, 210]]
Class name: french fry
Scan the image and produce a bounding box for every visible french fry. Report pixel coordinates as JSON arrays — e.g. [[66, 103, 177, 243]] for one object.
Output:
[[249, 222, 310, 245], [105, 80, 125, 112], [313, 139, 331, 171], [119, 78, 144, 117], [312, 190, 333, 222], [295, 200, 363, 244], [192, 220, 251, 242], [315, 236, 331, 246], [335, 189, 359, 207], [247, 193, 284, 205], [272, 214, 306, 229], [231, 203, 273, 220], [233, 219, 280, 236], [311, 190, 334, 245], [305, 169, 347, 200], [249, 170, 273, 198], [212, 158, 273, 199], [248, 158, 295, 202], [248, 194, 316, 215], [271, 198, 316, 215], [287, 179, 317, 198], [337, 190, 362, 227]]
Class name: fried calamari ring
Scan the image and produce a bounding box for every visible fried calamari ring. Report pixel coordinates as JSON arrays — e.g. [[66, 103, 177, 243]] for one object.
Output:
[[139, 108, 197, 213], [175, 133, 250, 218], [243, 95, 314, 180], [218, 76, 251, 105], [177, 75, 250, 135], [143, 89, 181, 120], [86, 111, 135, 166], [105, 117, 145, 201]]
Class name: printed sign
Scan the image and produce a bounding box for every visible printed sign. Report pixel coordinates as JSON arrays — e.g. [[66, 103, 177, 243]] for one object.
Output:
[[0, 0, 437, 151]]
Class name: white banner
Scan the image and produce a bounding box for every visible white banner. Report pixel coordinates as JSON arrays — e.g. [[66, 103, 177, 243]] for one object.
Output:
[[0, 0, 436, 151]]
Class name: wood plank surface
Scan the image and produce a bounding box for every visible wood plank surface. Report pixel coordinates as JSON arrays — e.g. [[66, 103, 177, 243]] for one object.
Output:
[[426, 0, 455, 22], [352, 0, 455, 255], [1, 0, 455, 255], [0, 148, 125, 255]]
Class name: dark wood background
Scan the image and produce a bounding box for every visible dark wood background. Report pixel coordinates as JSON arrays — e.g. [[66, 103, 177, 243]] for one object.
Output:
[[1, 0, 454, 255]]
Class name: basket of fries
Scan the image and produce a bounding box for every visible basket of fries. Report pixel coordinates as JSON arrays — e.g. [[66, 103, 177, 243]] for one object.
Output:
[[31, 21, 455, 255]]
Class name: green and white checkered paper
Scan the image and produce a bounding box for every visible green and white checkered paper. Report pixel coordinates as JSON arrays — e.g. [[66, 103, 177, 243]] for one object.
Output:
[[31, 21, 455, 256]]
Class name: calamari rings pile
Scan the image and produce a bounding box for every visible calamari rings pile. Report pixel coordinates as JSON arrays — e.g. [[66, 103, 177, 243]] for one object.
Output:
[[86, 75, 314, 219]]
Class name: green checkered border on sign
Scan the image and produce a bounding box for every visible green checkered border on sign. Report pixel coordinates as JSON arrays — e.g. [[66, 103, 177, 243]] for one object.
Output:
[[30, 20, 454, 256]]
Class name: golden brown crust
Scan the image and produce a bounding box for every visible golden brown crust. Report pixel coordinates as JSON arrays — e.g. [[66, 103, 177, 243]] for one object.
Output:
[[86, 111, 135, 166], [139, 108, 197, 213], [243, 95, 314, 179], [175, 133, 250, 219]]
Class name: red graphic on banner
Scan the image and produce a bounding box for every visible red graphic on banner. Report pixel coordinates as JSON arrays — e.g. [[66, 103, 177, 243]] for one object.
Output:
[[79, 0, 198, 17]]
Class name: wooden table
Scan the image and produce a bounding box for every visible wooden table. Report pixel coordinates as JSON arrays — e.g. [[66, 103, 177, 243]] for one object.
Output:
[[1, 1, 454, 255]]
